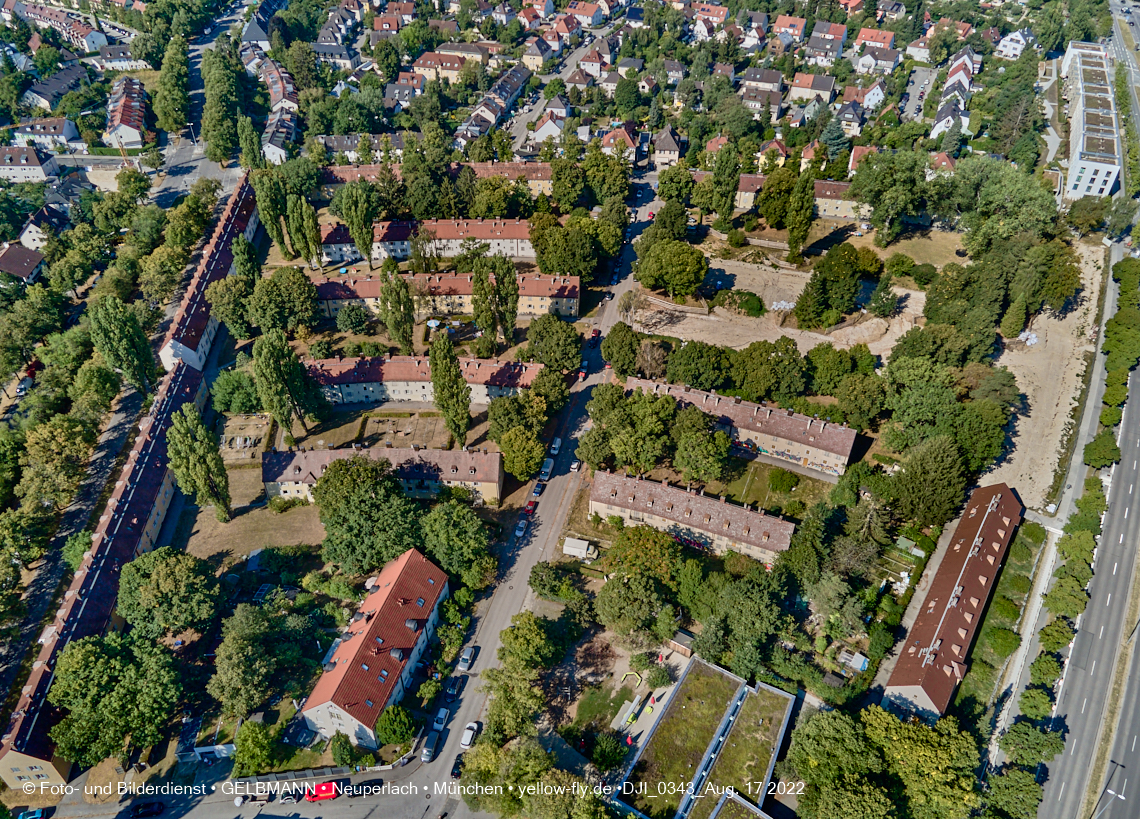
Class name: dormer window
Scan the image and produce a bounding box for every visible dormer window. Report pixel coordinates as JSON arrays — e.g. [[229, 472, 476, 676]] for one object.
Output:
[[416, 597, 425, 607]]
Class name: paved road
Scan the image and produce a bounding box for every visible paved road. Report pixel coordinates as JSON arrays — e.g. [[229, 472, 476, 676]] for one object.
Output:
[[152, 1, 252, 206], [0, 389, 145, 707]]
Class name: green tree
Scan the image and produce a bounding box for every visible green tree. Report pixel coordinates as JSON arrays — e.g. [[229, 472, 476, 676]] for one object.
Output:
[[527, 314, 580, 371], [892, 435, 966, 526], [600, 321, 639, 377], [499, 425, 546, 480], [379, 260, 415, 354], [604, 525, 683, 589], [205, 276, 254, 339], [594, 573, 662, 636], [868, 274, 898, 318], [422, 500, 495, 588], [1000, 291, 1027, 338], [336, 303, 371, 334], [48, 634, 180, 766], [636, 239, 708, 297], [207, 604, 276, 718], [253, 329, 322, 434], [1084, 427, 1122, 468], [232, 721, 273, 777], [985, 767, 1042, 819], [248, 266, 317, 333], [250, 169, 290, 257], [139, 244, 189, 303], [153, 36, 189, 132], [117, 546, 221, 637], [756, 165, 798, 228], [168, 404, 232, 521], [16, 415, 96, 511], [312, 456, 421, 574], [238, 115, 265, 170], [820, 116, 850, 159], [657, 163, 695, 203], [786, 168, 816, 262], [212, 370, 260, 413], [850, 150, 929, 245], [1018, 686, 1054, 721], [89, 296, 157, 393], [1038, 618, 1074, 653], [999, 722, 1065, 767], [430, 332, 472, 446]]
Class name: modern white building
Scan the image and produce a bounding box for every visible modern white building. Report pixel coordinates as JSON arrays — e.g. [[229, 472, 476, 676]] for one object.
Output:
[[1061, 41, 1121, 200]]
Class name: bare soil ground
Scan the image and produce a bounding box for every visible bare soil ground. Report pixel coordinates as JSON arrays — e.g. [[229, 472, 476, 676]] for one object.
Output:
[[730, 220, 966, 269], [982, 242, 1104, 509], [174, 469, 325, 570], [636, 257, 925, 357], [219, 413, 271, 464]]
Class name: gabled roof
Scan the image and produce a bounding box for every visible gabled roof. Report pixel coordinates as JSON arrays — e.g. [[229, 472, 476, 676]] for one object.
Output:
[[0, 242, 44, 280]]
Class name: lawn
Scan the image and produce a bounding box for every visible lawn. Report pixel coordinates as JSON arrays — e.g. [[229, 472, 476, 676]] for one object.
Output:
[[574, 682, 634, 731], [687, 686, 792, 819], [622, 663, 742, 819]]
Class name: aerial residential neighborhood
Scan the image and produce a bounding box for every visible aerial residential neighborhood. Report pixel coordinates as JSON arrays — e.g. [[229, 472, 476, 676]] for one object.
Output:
[[0, 0, 1134, 816]]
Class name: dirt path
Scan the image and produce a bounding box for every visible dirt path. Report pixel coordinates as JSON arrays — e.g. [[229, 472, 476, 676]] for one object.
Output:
[[982, 243, 1103, 509]]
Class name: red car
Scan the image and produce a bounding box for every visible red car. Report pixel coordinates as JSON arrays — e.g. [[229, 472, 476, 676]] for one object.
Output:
[[525, 500, 538, 516], [305, 782, 339, 802], [648, 211, 655, 219]]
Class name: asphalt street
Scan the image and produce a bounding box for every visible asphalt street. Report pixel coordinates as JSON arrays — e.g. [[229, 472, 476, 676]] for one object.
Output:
[[899, 66, 936, 122]]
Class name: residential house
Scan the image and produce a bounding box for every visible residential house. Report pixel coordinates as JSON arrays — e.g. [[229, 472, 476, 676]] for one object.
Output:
[[41, 174, 92, 218], [530, 111, 565, 143], [267, 449, 504, 505], [995, 28, 1035, 60], [518, 7, 541, 28], [439, 42, 488, 65], [590, 471, 795, 565], [492, 2, 515, 24], [835, 101, 864, 136], [567, 0, 602, 26], [638, 75, 658, 94], [849, 144, 878, 174], [927, 150, 956, 177], [308, 355, 542, 405], [906, 34, 930, 62], [552, 13, 582, 44], [261, 60, 299, 112], [413, 53, 467, 83], [854, 27, 894, 50], [103, 76, 147, 150], [95, 44, 148, 70], [565, 69, 594, 92], [21, 64, 85, 111], [856, 46, 900, 74], [0, 147, 56, 182], [262, 108, 298, 165], [755, 138, 789, 167], [788, 72, 836, 102], [712, 62, 735, 83], [241, 0, 285, 49], [804, 35, 842, 66], [388, 1, 416, 22], [546, 94, 571, 118], [813, 179, 865, 218], [740, 67, 783, 92], [663, 59, 686, 84], [524, 0, 554, 17], [788, 95, 825, 126], [883, 485, 1023, 721], [877, 0, 905, 22], [929, 99, 969, 138], [0, 242, 44, 284], [772, 14, 806, 41], [705, 134, 729, 154], [579, 49, 605, 77], [839, 0, 864, 13], [811, 20, 847, 43], [523, 37, 552, 70], [18, 206, 68, 250], [1061, 41, 1121, 200], [601, 122, 637, 156], [737, 10, 768, 33], [14, 118, 79, 151], [950, 45, 982, 74], [618, 57, 643, 77], [769, 31, 795, 57], [383, 84, 415, 112], [373, 14, 400, 32], [311, 43, 359, 71], [653, 126, 684, 168], [625, 6, 645, 26], [740, 87, 783, 120], [300, 549, 449, 748], [842, 78, 886, 109], [542, 29, 563, 54]]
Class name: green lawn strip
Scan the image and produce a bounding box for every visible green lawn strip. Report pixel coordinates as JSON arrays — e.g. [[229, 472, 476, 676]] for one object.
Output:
[[622, 663, 741, 819], [686, 687, 791, 819], [575, 683, 634, 730]]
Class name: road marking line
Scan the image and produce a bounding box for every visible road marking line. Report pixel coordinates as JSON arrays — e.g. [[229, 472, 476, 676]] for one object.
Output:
[[1101, 625, 1105, 638], [1059, 782, 1066, 799], [1083, 698, 1088, 713], [1073, 737, 1079, 754], [1131, 484, 1134, 494], [1109, 594, 1113, 606]]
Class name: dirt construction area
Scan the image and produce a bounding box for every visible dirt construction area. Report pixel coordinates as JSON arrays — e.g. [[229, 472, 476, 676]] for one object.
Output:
[[982, 242, 1104, 509], [635, 257, 925, 357]]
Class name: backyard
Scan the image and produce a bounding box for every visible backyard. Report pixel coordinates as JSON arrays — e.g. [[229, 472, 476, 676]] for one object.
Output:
[[687, 685, 794, 819], [621, 662, 742, 819]]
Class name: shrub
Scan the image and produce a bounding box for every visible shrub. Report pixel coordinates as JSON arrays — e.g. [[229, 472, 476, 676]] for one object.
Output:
[[742, 214, 759, 232], [646, 664, 672, 688], [342, 340, 362, 357], [712, 216, 732, 232], [631, 652, 653, 673], [592, 732, 626, 771], [269, 496, 306, 513], [783, 499, 806, 518], [1038, 618, 1075, 653], [1009, 541, 1033, 564], [336, 302, 371, 334], [62, 530, 92, 572], [712, 289, 766, 317], [308, 340, 334, 360], [911, 263, 937, 287], [606, 515, 625, 529], [989, 595, 1021, 623], [1019, 521, 1047, 547], [727, 229, 747, 247], [984, 627, 1021, 659], [768, 468, 800, 493], [1005, 574, 1032, 595], [330, 731, 356, 767], [1101, 405, 1124, 428]]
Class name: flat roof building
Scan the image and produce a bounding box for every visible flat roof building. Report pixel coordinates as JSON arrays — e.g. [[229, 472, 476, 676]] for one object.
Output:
[[1061, 41, 1121, 200]]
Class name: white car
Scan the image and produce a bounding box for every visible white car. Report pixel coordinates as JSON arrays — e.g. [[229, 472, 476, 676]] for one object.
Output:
[[433, 707, 449, 732], [515, 518, 529, 538], [460, 722, 478, 749], [458, 646, 475, 672]]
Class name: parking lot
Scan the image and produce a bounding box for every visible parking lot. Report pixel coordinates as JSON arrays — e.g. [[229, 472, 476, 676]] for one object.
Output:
[[900, 66, 937, 121]]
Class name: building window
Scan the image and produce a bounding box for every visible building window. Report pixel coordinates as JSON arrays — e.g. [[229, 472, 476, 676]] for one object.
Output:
[[379, 669, 389, 681], [28, 766, 41, 772], [416, 597, 425, 607], [366, 699, 374, 708], [35, 775, 48, 780], [9, 768, 20, 773], [362, 663, 369, 671]]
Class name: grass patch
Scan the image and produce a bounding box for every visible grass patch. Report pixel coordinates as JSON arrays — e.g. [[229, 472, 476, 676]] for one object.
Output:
[[573, 683, 633, 731], [622, 663, 740, 819], [688, 686, 791, 819], [714, 799, 762, 819]]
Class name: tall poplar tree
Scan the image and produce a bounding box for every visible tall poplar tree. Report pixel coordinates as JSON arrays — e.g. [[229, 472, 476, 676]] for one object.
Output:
[[89, 296, 156, 393], [786, 169, 816, 263], [471, 262, 497, 357], [167, 405, 232, 521], [253, 329, 319, 436], [154, 35, 189, 134], [232, 233, 258, 281], [339, 180, 379, 268], [430, 332, 472, 447], [250, 170, 290, 257], [379, 259, 415, 354], [237, 115, 265, 170]]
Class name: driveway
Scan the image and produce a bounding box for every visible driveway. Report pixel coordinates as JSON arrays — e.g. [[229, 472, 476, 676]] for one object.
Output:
[[900, 66, 937, 121]]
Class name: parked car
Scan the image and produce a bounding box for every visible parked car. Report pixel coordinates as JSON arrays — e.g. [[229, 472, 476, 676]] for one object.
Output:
[[532, 482, 544, 497], [451, 754, 464, 779], [590, 329, 600, 346], [444, 676, 461, 702], [460, 722, 479, 749], [515, 518, 529, 537], [525, 500, 538, 516], [433, 707, 449, 732], [570, 460, 581, 472], [421, 731, 440, 762], [304, 782, 339, 803], [550, 436, 562, 455], [279, 794, 298, 805], [458, 645, 475, 672]]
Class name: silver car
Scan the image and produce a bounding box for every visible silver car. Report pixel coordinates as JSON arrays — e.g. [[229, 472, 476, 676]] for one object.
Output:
[[458, 646, 475, 672]]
